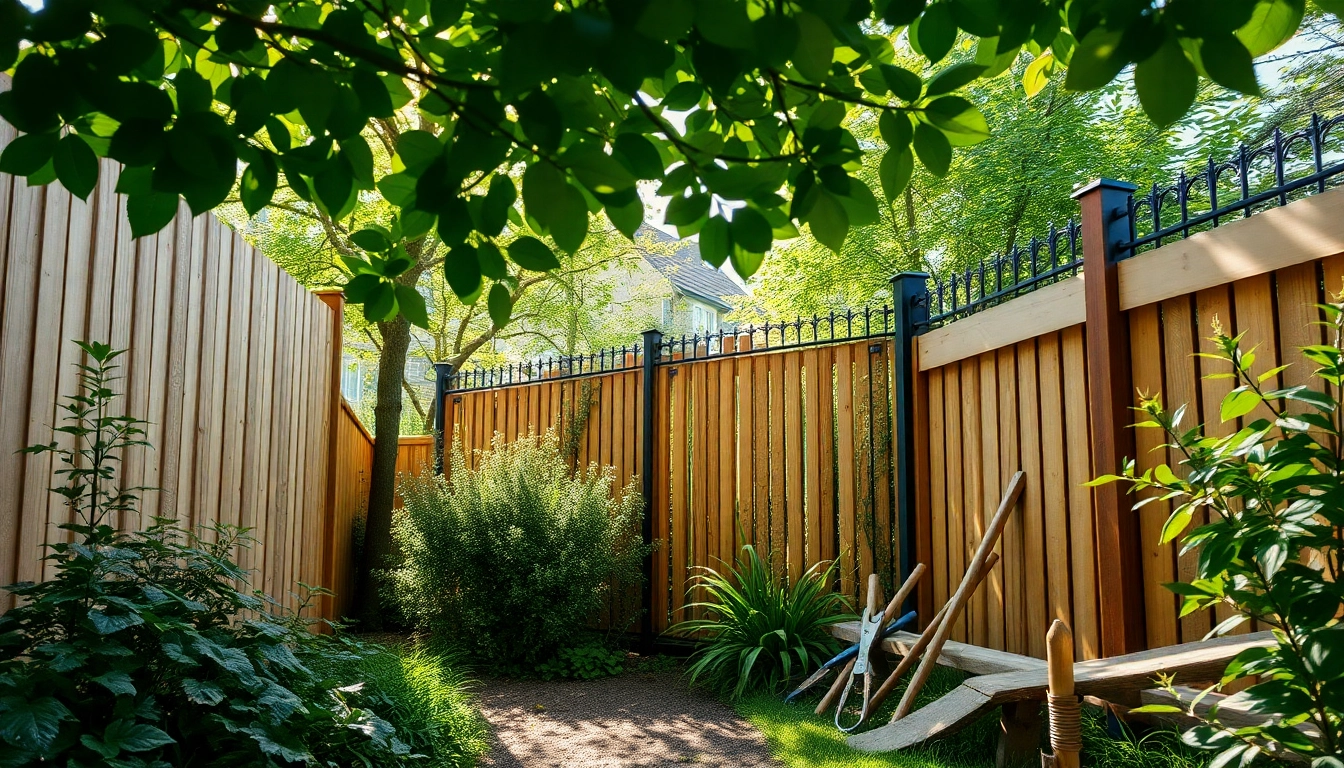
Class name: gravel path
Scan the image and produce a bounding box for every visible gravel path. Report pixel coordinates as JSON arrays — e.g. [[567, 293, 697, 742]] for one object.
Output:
[[477, 669, 782, 768]]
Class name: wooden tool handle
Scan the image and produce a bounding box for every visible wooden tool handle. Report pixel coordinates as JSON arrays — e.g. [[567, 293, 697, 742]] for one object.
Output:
[[815, 658, 855, 715], [894, 471, 1024, 720], [1046, 620, 1080, 768], [866, 552, 999, 717], [880, 563, 926, 629]]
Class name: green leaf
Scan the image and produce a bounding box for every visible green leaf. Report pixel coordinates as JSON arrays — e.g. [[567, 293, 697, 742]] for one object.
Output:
[[53, 133, 98, 200], [476, 241, 509, 280], [923, 96, 990, 144], [1221, 388, 1262, 422], [662, 81, 704, 110], [394, 130, 443, 176], [1200, 34, 1261, 96], [699, 215, 730, 267], [240, 156, 278, 216], [344, 274, 382, 304], [523, 163, 588, 254], [1236, 0, 1304, 57], [879, 147, 914, 202], [0, 131, 59, 176], [665, 192, 711, 227], [93, 670, 136, 697], [517, 90, 563, 153], [926, 63, 988, 97], [1022, 52, 1055, 97], [1064, 29, 1128, 91], [508, 236, 561, 272], [350, 229, 392, 253], [792, 11, 834, 83], [805, 190, 848, 253], [606, 197, 643, 239], [363, 281, 397, 322], [0, 696, 73, 751], [916, 2, 957, 64], [730, 245, 764, 280], [182, 678, 226, 706], [912, 122, 952, 176], [1134, 38, 1197, 127], [884, 0, 928, 25], [878, 111, 914, 152], [614, 134, 664, 180], [487, 283, 512, 327], [126, 193, 179, 237], [1160, 507, 1193, 544], [480, 174, 517, 236], [103, 720, 175, 753], [395, 285, 430, 329], [444, 244, 482, 300], [730, 207, 772, 254], [807, 101, 847, 131], [880, 65, 923, 101], [563, 144, 637, 194]]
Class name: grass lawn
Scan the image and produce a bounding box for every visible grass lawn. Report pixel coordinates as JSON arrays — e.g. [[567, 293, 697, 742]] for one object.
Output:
[[735, 666, 1212, 768]]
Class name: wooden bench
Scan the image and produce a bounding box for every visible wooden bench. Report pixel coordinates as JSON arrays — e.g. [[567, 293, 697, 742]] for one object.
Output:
[[832, 625, 1274, 756]]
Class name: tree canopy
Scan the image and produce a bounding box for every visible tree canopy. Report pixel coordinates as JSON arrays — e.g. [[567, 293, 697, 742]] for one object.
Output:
[[0, 0, 1334, 328]]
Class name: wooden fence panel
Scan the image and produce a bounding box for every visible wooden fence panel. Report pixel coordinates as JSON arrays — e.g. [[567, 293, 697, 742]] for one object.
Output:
[[0, 132, 344, 616]]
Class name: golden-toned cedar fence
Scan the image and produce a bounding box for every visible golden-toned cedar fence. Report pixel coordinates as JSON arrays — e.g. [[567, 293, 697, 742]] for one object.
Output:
[[0, 118, 347, 615], [444, 336, 901, 635], [916, 184, 1344, 659]]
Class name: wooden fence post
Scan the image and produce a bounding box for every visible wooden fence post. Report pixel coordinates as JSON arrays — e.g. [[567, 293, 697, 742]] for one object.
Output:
[[890, 272, 930, 614], [1073, 179, 1146, 656], [315, 289, 345, 626], [433, 361, 453, 475], [640, 328, 662, 654]]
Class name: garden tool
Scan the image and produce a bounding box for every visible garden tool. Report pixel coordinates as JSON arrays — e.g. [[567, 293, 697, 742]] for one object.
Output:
[[783, 609, 917, 704], [815, 564, 926, 731]]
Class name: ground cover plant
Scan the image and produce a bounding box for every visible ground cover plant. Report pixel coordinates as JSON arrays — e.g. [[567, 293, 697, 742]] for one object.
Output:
[[670, 543, 852, 700], [1096, 302, 1344, 764], [389, 432, 648, 671], [0, 342, 481, 767]]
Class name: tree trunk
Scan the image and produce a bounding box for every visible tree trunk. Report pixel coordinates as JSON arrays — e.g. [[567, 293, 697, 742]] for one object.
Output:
[[351, 313, 412, 628]]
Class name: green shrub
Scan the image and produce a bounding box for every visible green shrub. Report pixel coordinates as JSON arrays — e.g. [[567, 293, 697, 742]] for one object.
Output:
[[388, 432, 649, 668], [315, 646, 488, 767], [670, 544, 852, 700], [535, 640, 627, 681], [1096, 310, 1344, 763], [0, 343, 433, 767]]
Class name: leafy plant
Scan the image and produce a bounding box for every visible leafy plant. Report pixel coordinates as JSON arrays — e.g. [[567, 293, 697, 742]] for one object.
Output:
[[314, 645, 489, 768], [388, 431, 649, 668], [535, 640, 627, 681], [1095, 308, 1344, 764], [0, 342, 432, 767], [670, 544, 852, 700]]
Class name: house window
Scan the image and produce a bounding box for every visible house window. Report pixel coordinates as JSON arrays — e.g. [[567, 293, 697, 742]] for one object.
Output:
[[662, 298, 673, 326], [691, 304, 718, 334], [341, 359, 363, 403]]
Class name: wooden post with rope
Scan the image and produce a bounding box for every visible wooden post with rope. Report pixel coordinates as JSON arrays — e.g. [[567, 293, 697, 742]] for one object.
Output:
[[1041, 620, 1081, 768]]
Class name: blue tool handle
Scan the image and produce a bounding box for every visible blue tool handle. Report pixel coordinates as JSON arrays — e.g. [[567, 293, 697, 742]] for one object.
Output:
[[824, 610, 918, 669]]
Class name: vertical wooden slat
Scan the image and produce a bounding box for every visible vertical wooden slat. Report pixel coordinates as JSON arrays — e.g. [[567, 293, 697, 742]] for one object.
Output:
[[1195, 285, 1242, 636], [769, 352, 786, 575], [942, 363, 965, 642], [702, 362, 719, 573], [926, 366, 947, 626], [1038, 333, 1073, 634], [978, 352, 1002, 650], [784, 351, 804, 581], [753, 348, 769, 553], [996, 349, 1023, 655], [1129, 303, 1178, 649], [1232, 274, 1281, 423], [853, 346, 875, 591], [817, 346, 836, 571], [1016, 339, 1048, 658], [803, 347, 822, 569], [871, 344, 894, 590], [1275, 263, 1323, 406], [692, 362, 709, 606], [1159, 297, 1208, 645], [959, 357, 985, 646], [653, 366, 671, 631], [836, 344, 857, 597], [717, 359, 734, 567], [671, 362, 690, 623], [736, 343, 753, 550], [1061, 325, 1099, 660]]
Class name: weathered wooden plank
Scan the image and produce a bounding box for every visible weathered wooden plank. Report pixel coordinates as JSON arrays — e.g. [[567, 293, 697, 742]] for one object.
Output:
[[803, 346, 822, 568], [942, 362, 965, 642], [831, 624, 1047, 675], [783, 351, 804, 580], [978, 351, 1002, 651], [769, 351, 786, 575], [836, 344, 857, 597], [718, 358, 735, 567], [996, 349, 1023, 655], [853, 347, 875, 592], [926, 366, 947, 625], [960, 357, 985, 646], [671, 361, 690, 623], [817, 346, 836, 571], [1061, 325, 1099, 660], [653, 366, 671, 631], [735, 345, 754, 549], [1037, 333, 1072, 633]]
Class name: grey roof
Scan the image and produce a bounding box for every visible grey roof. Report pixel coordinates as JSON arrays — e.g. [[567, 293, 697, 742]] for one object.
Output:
[[640, 228, 746, 312]]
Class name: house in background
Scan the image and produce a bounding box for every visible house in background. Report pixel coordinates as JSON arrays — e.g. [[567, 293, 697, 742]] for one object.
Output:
[[615, 227, 747, 338]]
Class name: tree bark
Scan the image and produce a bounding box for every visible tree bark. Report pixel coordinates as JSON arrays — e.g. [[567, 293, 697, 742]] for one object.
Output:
[[351, 312, 412, 628]]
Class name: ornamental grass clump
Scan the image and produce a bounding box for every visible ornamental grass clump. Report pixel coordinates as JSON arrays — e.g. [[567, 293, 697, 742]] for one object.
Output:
[[389, 432, 647, 668], [671, 544, 852, 700], [1095, 303, 1344, 765]]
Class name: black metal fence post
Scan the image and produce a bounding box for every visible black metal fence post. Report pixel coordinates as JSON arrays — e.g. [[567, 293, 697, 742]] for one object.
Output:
[[639, 329, 662, 654], [433, 361, 454, 475], [890, 272, 929, 614]]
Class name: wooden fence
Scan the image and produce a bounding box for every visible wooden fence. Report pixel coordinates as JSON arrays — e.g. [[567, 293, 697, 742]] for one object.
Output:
[[438, 182, 1344, 658], [0, 117, 351, 614]]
